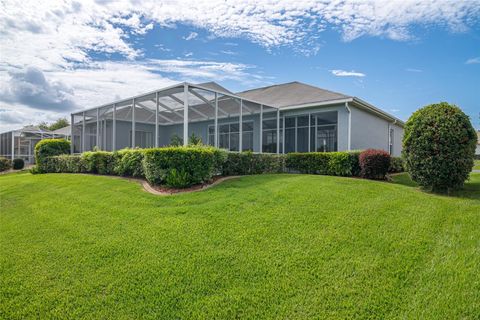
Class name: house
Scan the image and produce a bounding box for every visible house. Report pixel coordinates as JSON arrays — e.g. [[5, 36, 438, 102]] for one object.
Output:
[[0, 125, 70, 163], [69, 81, 404, 157]]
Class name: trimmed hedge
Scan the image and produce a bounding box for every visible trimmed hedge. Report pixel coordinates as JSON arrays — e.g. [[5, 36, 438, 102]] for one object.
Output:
[[12, 158, 25, 170], [222, 152, 285, 176], [403, 102, 477, 192], [0, 157, 11, 172], [359, 149, 391, 180], [83, 151, 116, 175], [388, 157, 405, 173], [285, 151, 361, 176], [143, 146, 226, 187], [43, 155, 85, 173], [113, 149, 145, 178], [34, 139, 70, 173]]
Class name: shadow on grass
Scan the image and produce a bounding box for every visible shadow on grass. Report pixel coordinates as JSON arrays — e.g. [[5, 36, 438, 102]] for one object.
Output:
[[390, 172, 480, 200]]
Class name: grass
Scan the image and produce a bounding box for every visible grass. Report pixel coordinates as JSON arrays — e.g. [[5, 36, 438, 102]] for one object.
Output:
[[1, 172, 479, 319]]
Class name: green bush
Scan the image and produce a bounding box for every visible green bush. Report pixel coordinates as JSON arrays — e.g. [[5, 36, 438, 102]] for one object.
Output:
[[165, 168, 190, 188], [143, 146, 226, 187], [222, 152, 285, 176], [34, 139, 70, 173], [286, 151, 360, 176], [113, 149, 145, 177], [82, 151, 115, 175], [403, 102, 476, 192], [0, 157, 11, 172], [388, 157, 405, 173], [359, 149, 391, 180], [44, 154, 88, 173], [12, 158, 25, 170]]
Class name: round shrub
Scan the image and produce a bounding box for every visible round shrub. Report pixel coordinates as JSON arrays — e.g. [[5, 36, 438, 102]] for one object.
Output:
[[12, 158, 25, 170], [359, 149, 391, 180], [403, 102, 476, 192], [34, 139, 71, 173], [0, 157, 11, 172]]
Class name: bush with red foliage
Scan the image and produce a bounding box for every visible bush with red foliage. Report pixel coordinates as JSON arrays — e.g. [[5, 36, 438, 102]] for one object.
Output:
[[359, 149, 391, 180]]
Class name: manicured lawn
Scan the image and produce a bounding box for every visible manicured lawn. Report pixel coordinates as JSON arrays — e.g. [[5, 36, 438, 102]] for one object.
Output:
[[1, 172, 479, 319]]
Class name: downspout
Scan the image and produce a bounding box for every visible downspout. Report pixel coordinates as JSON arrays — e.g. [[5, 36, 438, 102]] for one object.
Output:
[[345, 102, 351, 151]]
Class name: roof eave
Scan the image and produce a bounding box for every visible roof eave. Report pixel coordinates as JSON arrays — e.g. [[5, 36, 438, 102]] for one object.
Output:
[[351, 97, 405, 127]]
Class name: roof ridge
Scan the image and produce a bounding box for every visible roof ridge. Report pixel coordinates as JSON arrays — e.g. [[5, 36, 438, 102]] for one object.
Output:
[[236, 81, 350, 98]]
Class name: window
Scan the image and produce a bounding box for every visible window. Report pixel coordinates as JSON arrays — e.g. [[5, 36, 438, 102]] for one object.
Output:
[[129, 130, 153, 148], [311, 112, 337, 152], [208, 121, 253, 151], [261, 118, 282, 153], [389, 128, 394, 155], [283, 111, 338, 153]]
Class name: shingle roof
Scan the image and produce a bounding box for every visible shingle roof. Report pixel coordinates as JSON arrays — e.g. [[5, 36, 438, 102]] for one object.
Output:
[[195, 82, 234, 95], [237, 81, 351, 108]]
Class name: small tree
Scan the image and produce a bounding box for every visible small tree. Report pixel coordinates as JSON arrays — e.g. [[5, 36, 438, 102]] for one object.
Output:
[[188, 133, 203, 146], [403, 102, 476, 192], [39, 118, 70, 131], [170, 134, 183, 147]]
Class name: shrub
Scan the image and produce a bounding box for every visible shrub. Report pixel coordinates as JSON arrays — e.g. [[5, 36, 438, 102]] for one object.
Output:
[[12, 158, 25, 170], [169, 134, 183, 147], [82, 151, 115, 175], [327, 152, 353, 176], [165, 168, 190, 188], [142, 146, 226, 187], [0, 157, 11, 172], [222, 152, 285, 176], [34, 139, 70, 173], [359, 149, 391, 180], [389, 157, 405, 173], [286, 151, 360, 176], [113, 149, 145, 177], [54, 155, 86, 173], [403, 102, 476, 192], [286, 153, 330, 174], [347, 150, 362, 176], [188, 133, 203, 146]]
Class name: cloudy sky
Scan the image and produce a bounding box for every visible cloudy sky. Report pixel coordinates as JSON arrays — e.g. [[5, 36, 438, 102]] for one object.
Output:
[[1, 0, 479, 131]]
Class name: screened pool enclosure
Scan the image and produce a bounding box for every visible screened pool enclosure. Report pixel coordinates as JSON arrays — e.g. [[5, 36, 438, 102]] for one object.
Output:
[[70, 82, 342, 154], [0, 126, 69, 164], [71, 82, 282, 154]]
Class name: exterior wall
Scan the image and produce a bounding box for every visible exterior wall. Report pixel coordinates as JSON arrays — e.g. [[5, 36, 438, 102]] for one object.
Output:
[[476, 144, 480, 155], [350, 106, 404, 157]]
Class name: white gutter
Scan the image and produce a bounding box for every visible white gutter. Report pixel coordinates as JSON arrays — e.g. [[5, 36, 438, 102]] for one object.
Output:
[[345, 102, 352, 151], [277, 98, 353, 111]]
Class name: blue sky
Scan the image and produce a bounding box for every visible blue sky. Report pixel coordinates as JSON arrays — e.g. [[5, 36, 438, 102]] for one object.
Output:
[[1, 0, 479, 131]]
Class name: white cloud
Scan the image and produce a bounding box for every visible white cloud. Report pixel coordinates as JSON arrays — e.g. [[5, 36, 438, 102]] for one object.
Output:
[[183, 32, 198, 41], [1, 0, 479, 130], [466, 57, 480, 64], [0, 59, 270, 131], [330, 69, 366, 77], [184, 52, 193, 57], [220, 50, 237, 55], [406, 68, 423, 72]]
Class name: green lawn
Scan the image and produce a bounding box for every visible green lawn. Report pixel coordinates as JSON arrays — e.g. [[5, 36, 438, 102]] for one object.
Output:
[[1, 172, 479, 319], [474, 159, 480, 170]]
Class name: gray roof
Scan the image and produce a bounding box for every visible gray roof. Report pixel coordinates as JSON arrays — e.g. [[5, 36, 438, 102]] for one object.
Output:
[[237, 81, 350, 108], [196, 82, 234, 95], [52, 125, 71, 136]]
